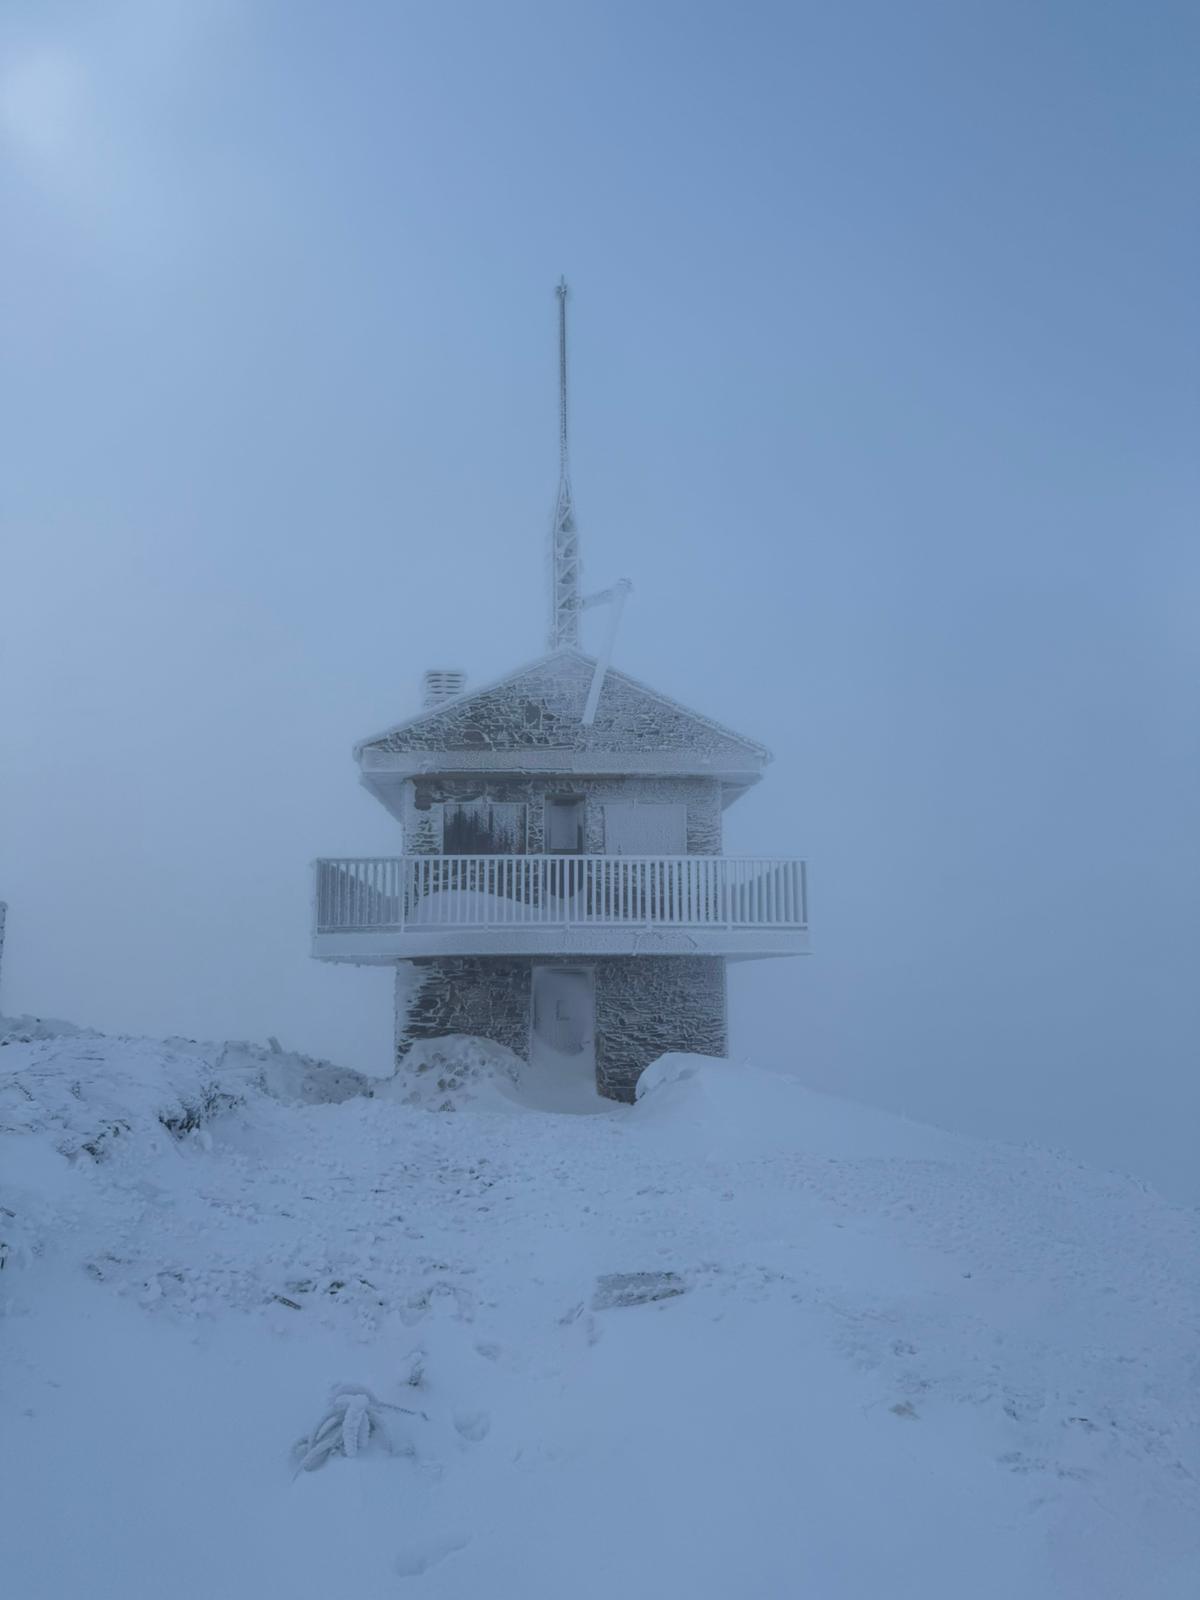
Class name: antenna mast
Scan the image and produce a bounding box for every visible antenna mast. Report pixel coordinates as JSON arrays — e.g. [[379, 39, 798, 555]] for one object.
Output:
[[549, 277, 582, 648]]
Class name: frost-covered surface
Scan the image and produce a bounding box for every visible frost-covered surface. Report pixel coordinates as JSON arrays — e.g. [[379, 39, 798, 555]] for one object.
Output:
[[2, 1029, 1198, 1598], [363, 649, 768, 762], [401, 772, 724, 855], [378, 1034, 605, 1116], [376, 1034, 526, 1111], [0, 1012, 98, 1045], [0, 1023, 368, 1268]]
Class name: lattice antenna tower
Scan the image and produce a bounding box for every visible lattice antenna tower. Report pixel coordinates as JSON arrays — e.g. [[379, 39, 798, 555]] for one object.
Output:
[[549, 277, 582, 649]]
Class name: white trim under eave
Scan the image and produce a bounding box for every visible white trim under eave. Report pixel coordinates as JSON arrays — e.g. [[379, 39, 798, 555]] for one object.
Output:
[[358, 748, 766, 780]]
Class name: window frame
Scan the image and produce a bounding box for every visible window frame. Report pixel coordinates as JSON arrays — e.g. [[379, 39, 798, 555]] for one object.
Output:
[[544, 794, 586, 854]]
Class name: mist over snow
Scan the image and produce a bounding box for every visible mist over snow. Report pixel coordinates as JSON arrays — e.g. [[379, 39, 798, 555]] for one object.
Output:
[[4, 4, 1199, 1593]]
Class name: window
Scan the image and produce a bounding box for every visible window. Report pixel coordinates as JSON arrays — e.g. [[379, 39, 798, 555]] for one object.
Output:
[[442, 800, 527, 854], [546, 797, 585, 853], [603, 803, 688, 855]]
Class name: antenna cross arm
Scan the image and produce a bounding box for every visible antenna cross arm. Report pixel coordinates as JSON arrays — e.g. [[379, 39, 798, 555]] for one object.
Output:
[[578, 578, 633, 612]]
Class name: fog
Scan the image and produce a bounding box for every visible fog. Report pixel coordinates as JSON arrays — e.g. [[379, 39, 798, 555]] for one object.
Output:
[[2, 2, 1196, 1200]]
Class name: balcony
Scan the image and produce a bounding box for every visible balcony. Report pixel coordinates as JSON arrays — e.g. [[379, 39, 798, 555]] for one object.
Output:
[[311, 854, 809, 962]]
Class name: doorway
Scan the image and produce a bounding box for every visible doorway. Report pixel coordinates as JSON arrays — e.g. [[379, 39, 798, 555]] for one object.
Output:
[[530, 965, 596, 1079]]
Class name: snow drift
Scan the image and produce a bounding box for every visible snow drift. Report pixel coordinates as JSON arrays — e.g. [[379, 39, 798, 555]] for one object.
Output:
[[633, 1050, 972, 1159], [373, 1033, 524, 1111], [2, 1023, 1198, 1599], [0, 1020, 369, 1270], [379, 1032, 605, 1114]]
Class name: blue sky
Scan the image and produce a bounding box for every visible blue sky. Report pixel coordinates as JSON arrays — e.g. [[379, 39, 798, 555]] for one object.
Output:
[[2, 1, 1197, 1196]]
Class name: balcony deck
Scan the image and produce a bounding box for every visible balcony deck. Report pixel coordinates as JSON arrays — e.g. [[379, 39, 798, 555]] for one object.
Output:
[[312, 854, 809, 962]]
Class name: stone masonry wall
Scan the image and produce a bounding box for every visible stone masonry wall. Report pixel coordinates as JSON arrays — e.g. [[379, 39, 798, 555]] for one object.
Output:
[[402, 775, 723, 855], [395, 958, 532, 1065], [395, 954, 727, 1102], [593, 956, 727, 1101]]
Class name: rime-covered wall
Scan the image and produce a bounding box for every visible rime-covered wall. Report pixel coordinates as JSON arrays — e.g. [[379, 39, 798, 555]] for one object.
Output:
[[402, 775, 723, 855], [395, 958, 532, 1061], [394, 954, 727, 1103], [366, 654, 765, 764], [594, 956, 727, 1100]]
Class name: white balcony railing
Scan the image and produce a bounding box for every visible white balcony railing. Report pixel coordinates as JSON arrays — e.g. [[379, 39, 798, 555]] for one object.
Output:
[[314, 854, 807, 935]]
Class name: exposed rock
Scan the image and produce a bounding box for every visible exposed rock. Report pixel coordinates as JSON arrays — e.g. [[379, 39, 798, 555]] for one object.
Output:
[[592, 1270, 687, 1310]]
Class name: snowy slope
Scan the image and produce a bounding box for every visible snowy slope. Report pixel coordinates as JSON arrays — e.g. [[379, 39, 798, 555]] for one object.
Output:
[[1, 1024, 1197, 1599]]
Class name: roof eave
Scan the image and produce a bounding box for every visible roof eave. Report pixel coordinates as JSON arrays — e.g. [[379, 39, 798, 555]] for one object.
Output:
[[357, 748, 768, 781]]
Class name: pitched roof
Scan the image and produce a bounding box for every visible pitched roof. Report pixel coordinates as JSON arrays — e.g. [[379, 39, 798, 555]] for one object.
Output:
[[355, 647, 771, 764]]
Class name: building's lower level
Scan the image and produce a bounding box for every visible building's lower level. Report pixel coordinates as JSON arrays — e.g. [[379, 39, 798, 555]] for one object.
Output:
[[395, 954, 728, 1102]]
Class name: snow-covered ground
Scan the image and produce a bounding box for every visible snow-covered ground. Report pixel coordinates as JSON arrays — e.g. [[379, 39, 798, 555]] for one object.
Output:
[[2, 1020, 1197, 1599]]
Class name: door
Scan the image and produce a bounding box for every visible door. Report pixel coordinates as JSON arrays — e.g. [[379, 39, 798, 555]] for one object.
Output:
[[530, 966, 596, 1076], [603, 802, 687, 855]]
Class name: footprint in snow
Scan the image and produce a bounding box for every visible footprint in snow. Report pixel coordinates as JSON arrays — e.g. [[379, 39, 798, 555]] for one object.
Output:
[[394, 1531, 472, 1577]]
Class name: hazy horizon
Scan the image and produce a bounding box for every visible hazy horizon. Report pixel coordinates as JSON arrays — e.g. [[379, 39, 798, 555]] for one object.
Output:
[[2, 1, 1197, 1201]]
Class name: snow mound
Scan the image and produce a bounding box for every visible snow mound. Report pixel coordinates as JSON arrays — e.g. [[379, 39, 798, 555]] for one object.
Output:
[[633, 1052, 974, 1162], [2, 1033, 238, 1162], [378, 1034, 607, 1115], [210, 1040, 371, 1108], [0, 1025, 370, 1160], [0, 1013, 99, 1045], [375, 1035, 524, 1112], [0, 1021, 371, 1269]]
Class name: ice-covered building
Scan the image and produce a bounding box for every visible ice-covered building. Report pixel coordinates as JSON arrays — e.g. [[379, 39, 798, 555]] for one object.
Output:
[[311, 285, 808, 1100]]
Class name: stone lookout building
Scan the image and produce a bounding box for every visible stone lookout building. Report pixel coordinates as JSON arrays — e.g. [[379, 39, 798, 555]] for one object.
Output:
[[310, 286, 808, 1099]]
